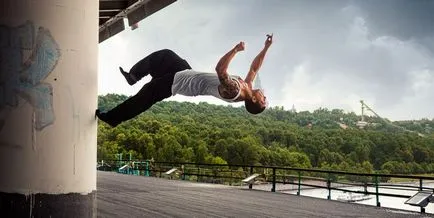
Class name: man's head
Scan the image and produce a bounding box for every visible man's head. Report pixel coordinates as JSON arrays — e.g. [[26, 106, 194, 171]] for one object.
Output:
[[245, 89, 267, 114]]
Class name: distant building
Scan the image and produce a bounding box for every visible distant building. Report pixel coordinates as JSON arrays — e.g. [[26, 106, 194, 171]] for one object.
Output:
[[290, 104, 297, 113]]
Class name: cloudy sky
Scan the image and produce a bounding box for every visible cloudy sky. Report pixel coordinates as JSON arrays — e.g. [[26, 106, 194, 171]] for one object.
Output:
[[98, 0, 434, 121]]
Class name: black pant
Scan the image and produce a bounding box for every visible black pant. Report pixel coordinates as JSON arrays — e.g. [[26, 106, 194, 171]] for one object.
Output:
[[101, 49, 191, 125]]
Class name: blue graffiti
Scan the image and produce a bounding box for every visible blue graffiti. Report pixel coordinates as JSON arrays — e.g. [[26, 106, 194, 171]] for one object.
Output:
[[0, 21, 60, 131]]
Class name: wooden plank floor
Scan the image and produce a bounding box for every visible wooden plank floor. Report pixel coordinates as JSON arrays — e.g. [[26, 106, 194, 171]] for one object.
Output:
[[97, 171, 432, 218]]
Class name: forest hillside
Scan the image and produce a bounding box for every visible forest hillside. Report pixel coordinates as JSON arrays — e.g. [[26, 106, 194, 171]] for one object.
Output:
[[98, 94, 434, 175]]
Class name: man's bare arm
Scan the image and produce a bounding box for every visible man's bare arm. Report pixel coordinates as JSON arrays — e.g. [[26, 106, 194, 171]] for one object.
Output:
[[215, 42, 244, 85], [245, 34, 273, 87]]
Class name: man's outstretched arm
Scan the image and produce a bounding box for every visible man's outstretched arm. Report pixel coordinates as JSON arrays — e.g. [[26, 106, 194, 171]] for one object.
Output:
[[245, 34, 273, 87], [215, 42, 245, 85]]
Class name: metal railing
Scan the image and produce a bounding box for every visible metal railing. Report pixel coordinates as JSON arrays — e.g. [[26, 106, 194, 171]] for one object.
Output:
[[97, 159, 434, 214]]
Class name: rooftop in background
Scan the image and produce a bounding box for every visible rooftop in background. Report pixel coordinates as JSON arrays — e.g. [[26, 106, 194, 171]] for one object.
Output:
[[99, 0, 177, 43]]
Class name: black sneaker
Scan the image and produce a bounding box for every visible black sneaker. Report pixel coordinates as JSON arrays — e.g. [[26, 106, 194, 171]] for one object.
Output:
[[119, 67, 136, 85], [95, 109, 120, 127]]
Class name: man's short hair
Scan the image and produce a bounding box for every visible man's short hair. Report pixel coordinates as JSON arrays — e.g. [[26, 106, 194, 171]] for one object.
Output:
[[245, 100, 266, 114]]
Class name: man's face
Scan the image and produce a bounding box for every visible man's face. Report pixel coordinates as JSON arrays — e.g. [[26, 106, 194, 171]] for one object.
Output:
[[253, 89, 267, 108]]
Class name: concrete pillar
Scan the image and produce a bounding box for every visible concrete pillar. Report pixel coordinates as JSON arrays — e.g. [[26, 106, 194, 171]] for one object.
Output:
[[0, 0, 98, 217]]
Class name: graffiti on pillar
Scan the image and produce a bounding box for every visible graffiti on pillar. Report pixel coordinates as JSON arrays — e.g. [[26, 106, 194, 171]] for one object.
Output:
[[0, 20, 60, 132]]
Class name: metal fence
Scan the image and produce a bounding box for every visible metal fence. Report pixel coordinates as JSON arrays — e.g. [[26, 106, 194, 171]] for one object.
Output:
[[97, 159, 434, 214]]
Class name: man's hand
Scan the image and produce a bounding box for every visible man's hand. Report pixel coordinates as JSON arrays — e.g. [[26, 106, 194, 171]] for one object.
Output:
[[265, 34, 273, 48], [235, 41, 245, 52]]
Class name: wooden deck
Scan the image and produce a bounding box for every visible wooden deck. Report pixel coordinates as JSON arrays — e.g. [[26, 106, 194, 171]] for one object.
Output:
[[97, 171, 431, 218]]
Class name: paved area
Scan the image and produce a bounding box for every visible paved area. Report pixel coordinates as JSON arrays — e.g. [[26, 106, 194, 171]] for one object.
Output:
[[97, 171, 433, 218]]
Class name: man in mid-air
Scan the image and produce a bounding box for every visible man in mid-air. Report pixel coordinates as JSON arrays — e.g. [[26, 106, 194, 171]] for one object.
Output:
[[96, 34, 273, 127]]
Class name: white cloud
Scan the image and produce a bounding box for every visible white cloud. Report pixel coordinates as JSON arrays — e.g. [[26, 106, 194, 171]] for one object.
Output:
[[277, 13, 434, 120], [279, 62, 373, 115], [280, 62, 323, 110]]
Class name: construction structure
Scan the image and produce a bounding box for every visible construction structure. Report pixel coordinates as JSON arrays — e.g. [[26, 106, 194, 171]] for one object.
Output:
[[0, 0, 176, 216], [356, 100, 424, 137]]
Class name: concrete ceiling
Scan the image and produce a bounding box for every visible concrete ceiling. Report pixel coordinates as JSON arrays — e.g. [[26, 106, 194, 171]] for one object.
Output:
[[99, 0, 177, 43]]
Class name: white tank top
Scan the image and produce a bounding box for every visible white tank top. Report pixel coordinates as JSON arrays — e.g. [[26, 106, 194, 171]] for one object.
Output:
[[171, 69, 241, 102]]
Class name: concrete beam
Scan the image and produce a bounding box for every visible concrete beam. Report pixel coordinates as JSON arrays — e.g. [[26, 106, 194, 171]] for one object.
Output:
[[98, 0, 177, 43]]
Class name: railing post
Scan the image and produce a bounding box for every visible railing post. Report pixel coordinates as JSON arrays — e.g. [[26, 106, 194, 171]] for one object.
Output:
[[181, 165, 185, 180], [230, 169, 233, 186], [271, 167, 276, 192], [249, 166, 254, 189], [364, 182, 368, 194], [297, 171, 301, 196], [170, 164, 174, 180], [197, 166, 200, 182], [375, 174, 380, 207], [145, 160, 149, 177], [420, 179, 425, 214], [327, 174, 331, 200], [212, 165, 216, 183]]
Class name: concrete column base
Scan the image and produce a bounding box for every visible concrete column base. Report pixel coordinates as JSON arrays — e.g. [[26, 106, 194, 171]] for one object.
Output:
[[0, 191, 97, 217]]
